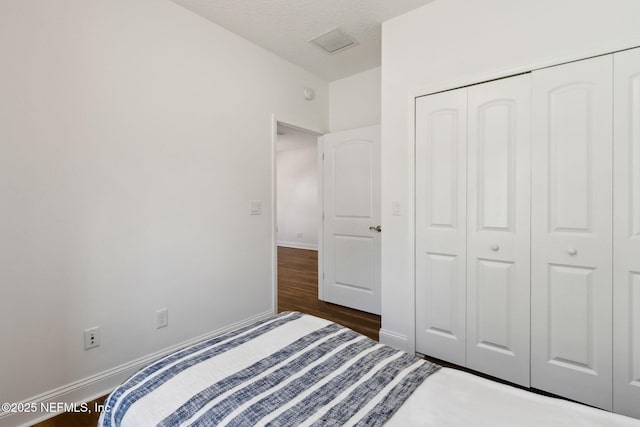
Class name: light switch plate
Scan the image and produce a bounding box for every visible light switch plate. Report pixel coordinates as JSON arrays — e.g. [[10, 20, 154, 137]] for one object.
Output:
[[392, 201, 401, 216], [249, 200, 262, 215], [156, 308, 168, 329]]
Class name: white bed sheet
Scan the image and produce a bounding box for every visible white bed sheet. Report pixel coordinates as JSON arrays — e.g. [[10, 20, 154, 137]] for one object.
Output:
[[102, 313, 639, 426], [388, 367, 640, 427]]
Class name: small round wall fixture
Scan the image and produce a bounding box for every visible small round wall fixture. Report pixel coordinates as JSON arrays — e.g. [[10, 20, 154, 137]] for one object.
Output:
[[303, 87, 315, 100]]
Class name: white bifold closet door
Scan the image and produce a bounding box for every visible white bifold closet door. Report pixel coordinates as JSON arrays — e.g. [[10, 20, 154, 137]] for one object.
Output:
[[531, 55, 613, 410], [613, 47, 640, 419], [466, 75, 531, 387], [415, 88, 467, 366]]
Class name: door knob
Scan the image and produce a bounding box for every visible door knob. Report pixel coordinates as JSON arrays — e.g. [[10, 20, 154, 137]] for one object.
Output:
[[369, 225, 382, 232], [491, 244, 499, 251], [567, 247, 578, 256]]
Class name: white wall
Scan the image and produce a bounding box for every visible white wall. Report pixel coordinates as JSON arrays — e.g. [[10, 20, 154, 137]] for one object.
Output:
[[329, 67, 381, 132], [277, 131, 319, 250], [0, 0, 327, 424], [380, 0, 640, 351]]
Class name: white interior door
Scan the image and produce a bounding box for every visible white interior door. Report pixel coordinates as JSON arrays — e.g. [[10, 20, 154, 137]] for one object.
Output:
[[613, 46, 640, 419], [466, 74, 531, 387], [322, 125, 381, 315], [415, 88, 467, 365], [531, 55, 613, 410]]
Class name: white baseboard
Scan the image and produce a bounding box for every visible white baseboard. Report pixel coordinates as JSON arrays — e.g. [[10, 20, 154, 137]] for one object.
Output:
[[379, 329, 409, 352], [0, 310, 274, 427], [277, 241, 318, 251]]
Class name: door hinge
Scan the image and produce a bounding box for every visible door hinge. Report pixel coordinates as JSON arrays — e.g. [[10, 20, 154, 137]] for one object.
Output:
[[322, 212, 325, 220], [322, 153, 325, 160]]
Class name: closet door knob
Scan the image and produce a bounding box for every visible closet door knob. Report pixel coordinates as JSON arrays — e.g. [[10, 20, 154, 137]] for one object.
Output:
[[491, 244, 499, 251], [567, 247, 578, 256]]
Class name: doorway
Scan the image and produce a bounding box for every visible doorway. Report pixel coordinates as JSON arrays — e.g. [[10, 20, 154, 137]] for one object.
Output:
[[272, 119, 380, 340], [273, 122, 381, 340], [275, 124, 320, 253], [274, 123, 322, 314]]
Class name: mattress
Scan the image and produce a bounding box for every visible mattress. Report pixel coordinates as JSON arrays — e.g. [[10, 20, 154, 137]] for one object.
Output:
[[389, 368, 640, 426], [100, 312, 438, 427], [100, 312, 640, 426]]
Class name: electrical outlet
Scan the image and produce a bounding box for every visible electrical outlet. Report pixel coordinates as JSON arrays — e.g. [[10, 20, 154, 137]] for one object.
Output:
[[297, 232, 303, 238], [84, 327, 100, 350], [156, 308, 169, 329]]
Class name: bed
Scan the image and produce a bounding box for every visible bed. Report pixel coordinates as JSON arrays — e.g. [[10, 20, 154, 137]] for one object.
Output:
[[99, 312, 640, 427]]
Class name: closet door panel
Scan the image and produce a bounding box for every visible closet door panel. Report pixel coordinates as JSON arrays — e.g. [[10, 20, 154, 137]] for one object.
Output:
[[613, 46, 640, 419], [531, 55, 613, 410], [466, 75, 531, 386], [415, 88, 467, 365]]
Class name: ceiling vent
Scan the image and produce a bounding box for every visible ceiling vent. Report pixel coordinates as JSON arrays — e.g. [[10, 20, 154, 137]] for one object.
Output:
[[309, 28, 358, 55]]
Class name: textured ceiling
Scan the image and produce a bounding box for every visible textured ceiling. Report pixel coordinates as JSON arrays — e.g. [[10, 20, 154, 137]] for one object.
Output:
[[170, 0, 435, 81]]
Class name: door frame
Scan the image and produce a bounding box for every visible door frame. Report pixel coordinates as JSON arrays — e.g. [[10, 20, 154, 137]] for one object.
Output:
[[270, 115, 324, 314]]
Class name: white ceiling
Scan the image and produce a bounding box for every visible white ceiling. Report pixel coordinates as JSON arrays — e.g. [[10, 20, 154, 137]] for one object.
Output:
[[171, 0, 435, 81]]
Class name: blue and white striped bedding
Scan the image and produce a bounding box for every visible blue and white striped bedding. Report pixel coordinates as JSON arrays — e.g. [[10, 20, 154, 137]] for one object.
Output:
[[99, 312, 439, 427]]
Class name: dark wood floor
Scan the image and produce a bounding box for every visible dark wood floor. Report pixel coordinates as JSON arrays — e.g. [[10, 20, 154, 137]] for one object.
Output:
[[34, 246, 381, 426], [277, 246, 381, 340], [32, 396, 106, 427]]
